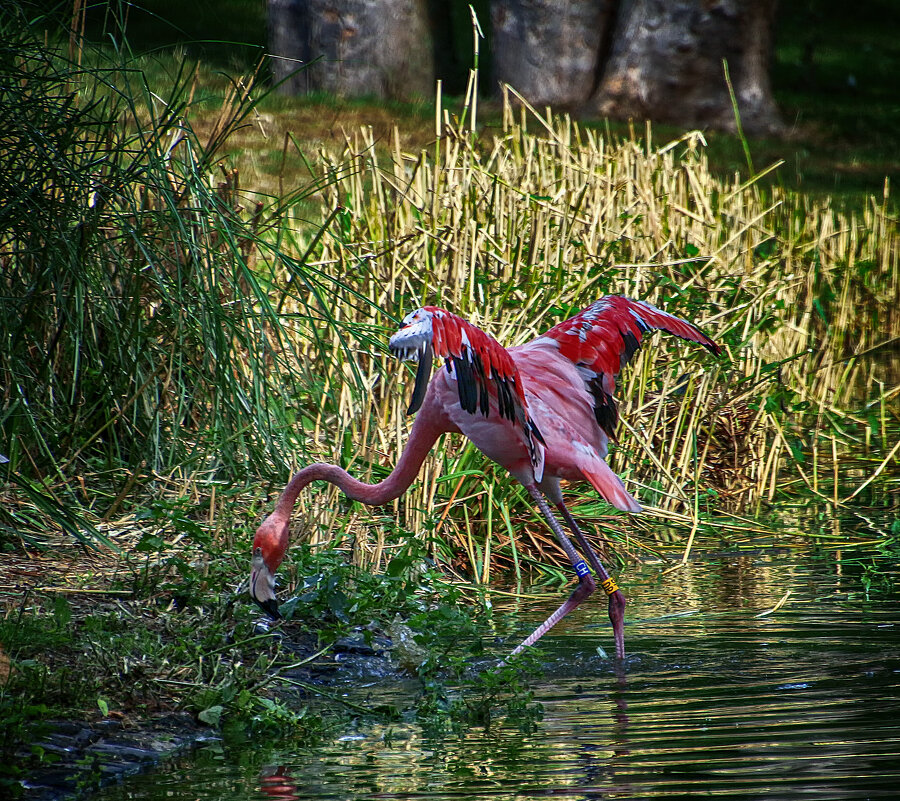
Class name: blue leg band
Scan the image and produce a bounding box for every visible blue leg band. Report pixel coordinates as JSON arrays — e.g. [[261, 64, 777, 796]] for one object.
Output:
[[574, 560, 591, 578]]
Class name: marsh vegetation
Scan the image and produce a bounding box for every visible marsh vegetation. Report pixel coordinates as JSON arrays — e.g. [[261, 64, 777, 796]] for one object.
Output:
[[1, 2, 898, 796]]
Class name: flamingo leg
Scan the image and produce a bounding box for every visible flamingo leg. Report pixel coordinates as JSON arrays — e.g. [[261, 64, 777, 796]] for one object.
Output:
[[555, 503, 626, 661], [505, 486, 596, 660]]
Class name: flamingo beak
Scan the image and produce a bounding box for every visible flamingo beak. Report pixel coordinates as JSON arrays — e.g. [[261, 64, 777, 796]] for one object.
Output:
[[388, 321, 434, 415], [255, 596, 282, 620], [250, 555, 281, 620], [407, 340, 433, 414]]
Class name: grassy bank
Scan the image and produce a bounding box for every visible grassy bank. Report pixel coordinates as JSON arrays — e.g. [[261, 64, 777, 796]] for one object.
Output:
[[1, 1, 899, 793], [1, 533, 543, 793]]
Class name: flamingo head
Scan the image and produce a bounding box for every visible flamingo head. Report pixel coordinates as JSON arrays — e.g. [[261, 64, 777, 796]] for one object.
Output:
[[250, 515, 287, 620], [389, 308, 435, 414]]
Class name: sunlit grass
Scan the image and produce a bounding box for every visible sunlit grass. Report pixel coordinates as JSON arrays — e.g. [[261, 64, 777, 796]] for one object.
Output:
[[1, 4, 897, 583], [274, 95, 898, 574]]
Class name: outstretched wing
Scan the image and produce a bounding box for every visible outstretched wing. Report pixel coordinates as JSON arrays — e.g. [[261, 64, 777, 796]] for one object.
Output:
[[527, 295, 721, 439], [389, 306, 546, 481]]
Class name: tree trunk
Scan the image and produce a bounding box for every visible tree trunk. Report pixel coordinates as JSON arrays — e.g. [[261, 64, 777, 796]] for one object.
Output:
[[490, 0, 782, 134], [588, 0, 782, 134], [267, 0, 434, 101], [269, 0, 783, 135], [490, 0, 617, 109]]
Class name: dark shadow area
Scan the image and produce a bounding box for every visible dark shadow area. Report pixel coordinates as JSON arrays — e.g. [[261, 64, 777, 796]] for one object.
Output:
[[772, 0, 900, 196]]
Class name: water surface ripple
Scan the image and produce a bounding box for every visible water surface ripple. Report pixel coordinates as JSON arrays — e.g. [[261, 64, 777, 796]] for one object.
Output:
[[98, 550, 900, 801]]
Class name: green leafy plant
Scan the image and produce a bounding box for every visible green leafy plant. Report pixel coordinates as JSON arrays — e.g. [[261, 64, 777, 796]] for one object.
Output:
[[414, 645, 545, 738]]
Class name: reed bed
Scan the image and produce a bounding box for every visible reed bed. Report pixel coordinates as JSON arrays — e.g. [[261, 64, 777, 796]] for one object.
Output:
[[1, 16, 897, 580], [271, 96, 899, 572]]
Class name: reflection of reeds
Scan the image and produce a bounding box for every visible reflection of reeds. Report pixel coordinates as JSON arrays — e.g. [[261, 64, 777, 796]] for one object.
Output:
[[1, 13, 896, 573]]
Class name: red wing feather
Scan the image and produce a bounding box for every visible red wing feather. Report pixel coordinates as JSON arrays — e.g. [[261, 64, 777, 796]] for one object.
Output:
[[537, 296, 720, 438], [390, 306, 546, 480]]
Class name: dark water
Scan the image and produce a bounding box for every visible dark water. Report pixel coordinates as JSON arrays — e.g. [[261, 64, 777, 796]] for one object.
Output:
[[98, 548, 900, 801]]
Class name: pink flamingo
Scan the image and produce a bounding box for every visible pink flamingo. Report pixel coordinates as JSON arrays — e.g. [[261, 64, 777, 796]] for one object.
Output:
[[250, 296, 720, 660]]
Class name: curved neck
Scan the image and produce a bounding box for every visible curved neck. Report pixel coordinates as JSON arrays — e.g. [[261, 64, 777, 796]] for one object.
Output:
[[274, 410, 444, 519]]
